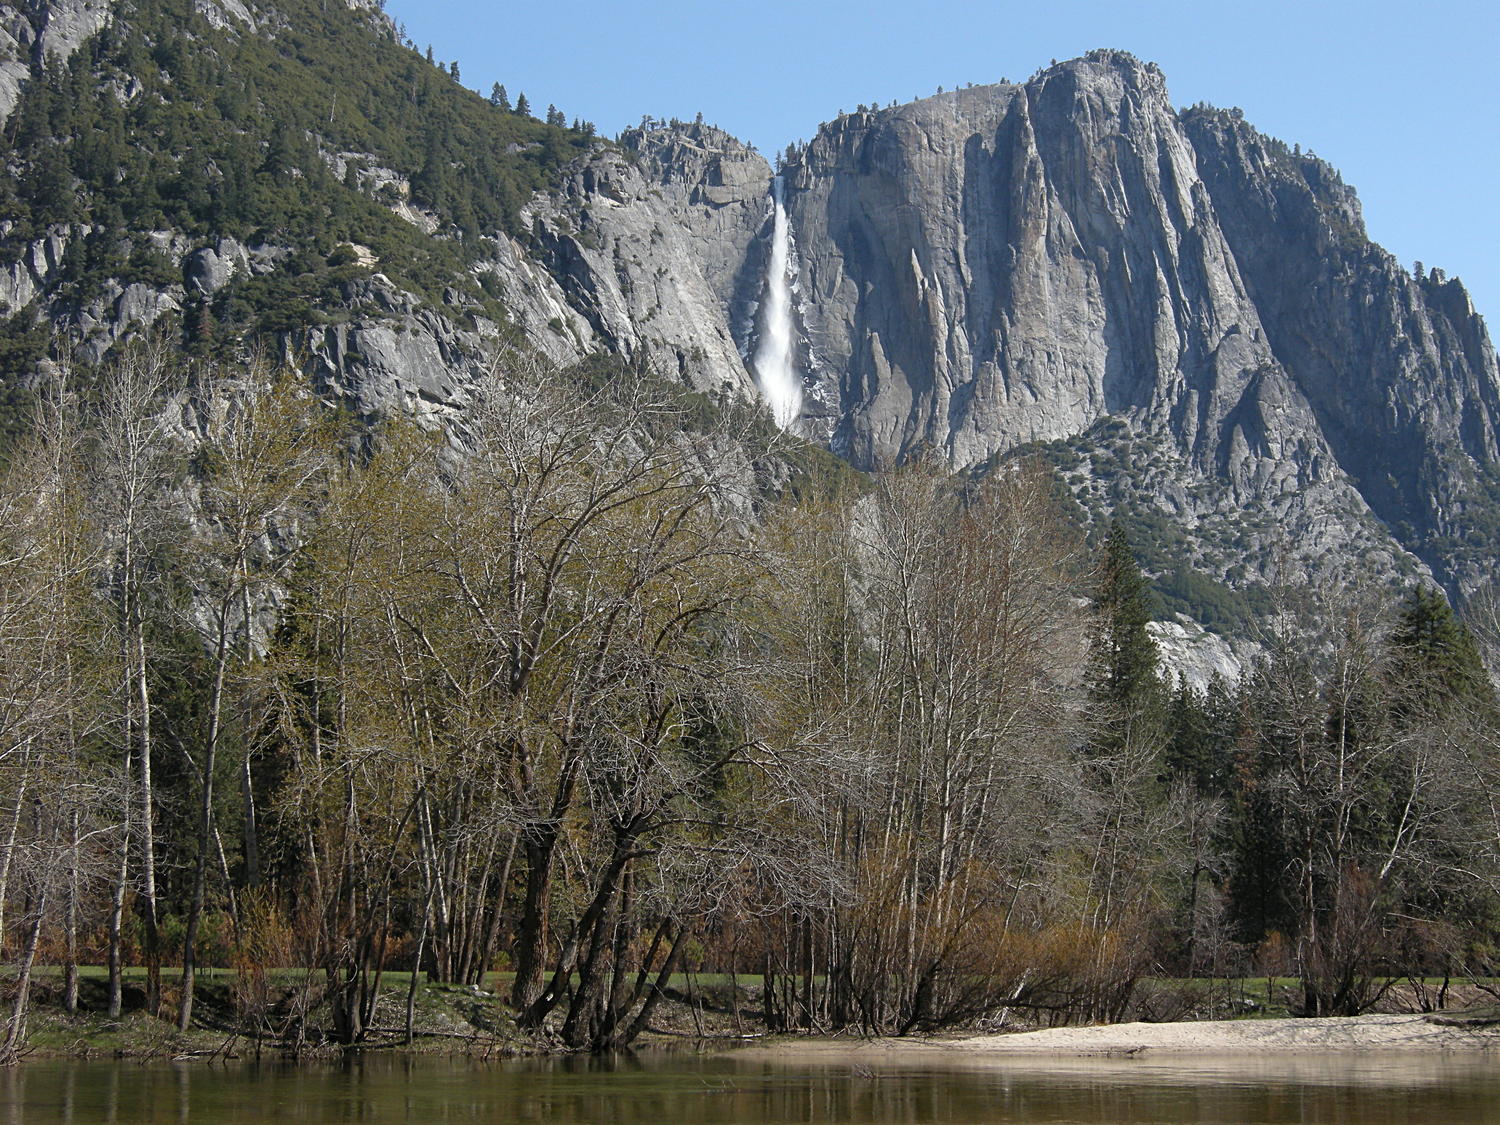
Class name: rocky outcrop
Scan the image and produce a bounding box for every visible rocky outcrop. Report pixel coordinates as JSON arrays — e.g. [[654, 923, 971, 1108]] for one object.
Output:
[[477, 234, 594, 369], [524, 122, 771, 397], [1148, 618, 1255, 692], [0, 8, 33, 123], [185, 238, 250, 296], [299, 276, 494, 422], [0, 0, 112, 120], [0, 223, 74, 315], [34, 0, 109, 61], [1182, 107, 1500, 588], [192, 0, 253, 32], [73, 278, 180, 362], [761, 51, 1497, 590]]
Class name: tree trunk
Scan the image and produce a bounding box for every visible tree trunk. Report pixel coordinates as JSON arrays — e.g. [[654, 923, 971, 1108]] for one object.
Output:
[[471, 834, 516, 988], [239, 585, 261, 891], [510, 830, 558, 1012], [178, 600, 233, 1032], [134, 629, 162, 1019], [611, 921, 692, 1050], [63, 809, 79, 1014], [106, 826, 129, 1020], [405, 876, 437, 1045], [0, 880, 47, 1064], [0, 758, 30, 958]]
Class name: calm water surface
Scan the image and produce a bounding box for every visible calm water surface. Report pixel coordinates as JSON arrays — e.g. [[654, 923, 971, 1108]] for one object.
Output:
[[1, 1049, 1498, 1123]]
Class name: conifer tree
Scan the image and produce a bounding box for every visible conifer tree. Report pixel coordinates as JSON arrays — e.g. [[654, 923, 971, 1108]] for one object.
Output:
[[489, 83, 509, 111], [1078, 520, 1172, 948], [1164, 674, 1236, 795], [1391, 585, 1491, 709], [1087, 520, 1165, 749], [514, 92, 530, 118]]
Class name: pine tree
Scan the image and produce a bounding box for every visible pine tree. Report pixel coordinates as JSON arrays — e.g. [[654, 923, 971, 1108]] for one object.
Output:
[[1087, 520, 1165, 748], [411, 133, 447, 211], [514, 92, 530, 118], [489, 83, 509, 111], [1164, 674, 1236, 794], [1390, 585, 1492, 710]]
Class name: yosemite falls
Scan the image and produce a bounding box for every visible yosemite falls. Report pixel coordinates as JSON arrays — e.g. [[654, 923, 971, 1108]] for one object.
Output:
[[752, 176, 803, 429]]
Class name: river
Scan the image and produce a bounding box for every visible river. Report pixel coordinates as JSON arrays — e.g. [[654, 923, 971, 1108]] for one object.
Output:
[[2, 1049, 1498, 1122]]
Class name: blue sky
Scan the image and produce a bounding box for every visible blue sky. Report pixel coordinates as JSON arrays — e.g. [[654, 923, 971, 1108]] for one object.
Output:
[[384, 0, 1500, 318]]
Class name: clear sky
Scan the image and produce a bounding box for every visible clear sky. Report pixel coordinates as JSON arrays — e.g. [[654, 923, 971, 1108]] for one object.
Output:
[[383, 0, 1500, 319]]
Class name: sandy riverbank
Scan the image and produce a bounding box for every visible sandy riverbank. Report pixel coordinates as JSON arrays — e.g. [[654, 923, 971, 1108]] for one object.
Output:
[[722, 1012, 1500, 1061]]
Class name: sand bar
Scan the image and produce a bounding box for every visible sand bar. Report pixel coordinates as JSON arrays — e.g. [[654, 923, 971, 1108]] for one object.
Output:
[[722, 1013, 1500, 1061]]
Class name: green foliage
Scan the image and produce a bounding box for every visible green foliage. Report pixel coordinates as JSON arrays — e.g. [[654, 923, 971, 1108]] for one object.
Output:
[[1163, 674, 1238, 796], [0, 0, 597, 338], [1391, 585, 1492, 709], [124, 245, 181, 289], [1087, 520, 1166, 749], [1005, 423, 1283, 636], [560, 349, 868, 505], [1154, 563, 1275, 636], [0, 312, 47, 463], [781, 442, 870, 504]]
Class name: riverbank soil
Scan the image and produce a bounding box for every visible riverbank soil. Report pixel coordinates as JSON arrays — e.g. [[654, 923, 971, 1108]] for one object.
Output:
[[8, 970, 1500, 1059]]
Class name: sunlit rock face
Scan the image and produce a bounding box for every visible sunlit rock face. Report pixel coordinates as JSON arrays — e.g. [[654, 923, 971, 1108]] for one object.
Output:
[[525, 121, 772, 400], [752, 51, 1500, 592]]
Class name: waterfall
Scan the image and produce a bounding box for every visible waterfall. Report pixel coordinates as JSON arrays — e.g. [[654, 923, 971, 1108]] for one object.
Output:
[[753, 176, 803, 429]]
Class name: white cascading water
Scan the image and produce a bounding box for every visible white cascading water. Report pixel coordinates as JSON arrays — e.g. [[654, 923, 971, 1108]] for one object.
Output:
[[752, 176, 803, 429]]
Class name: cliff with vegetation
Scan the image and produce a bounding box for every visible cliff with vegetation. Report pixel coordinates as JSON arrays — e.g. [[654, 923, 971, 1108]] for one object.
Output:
[[4, 16, 1497, 625]]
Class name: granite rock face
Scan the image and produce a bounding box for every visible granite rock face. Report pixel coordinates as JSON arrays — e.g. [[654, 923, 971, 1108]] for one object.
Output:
[[299, 278, 482, 421], [1182, 106, 1500, 587], [1147, 618, 1256, 693], [192, 0, 253, 32], [0, 223, 75, 315], [0, 0, 112, 120], [35, 0, 110, 60], [764, 52, 1500, 590], [0, 9, 34, 124], [185, 238, 250, 296], [784, 54, 1318, 475], [523, 121, 771, 397]]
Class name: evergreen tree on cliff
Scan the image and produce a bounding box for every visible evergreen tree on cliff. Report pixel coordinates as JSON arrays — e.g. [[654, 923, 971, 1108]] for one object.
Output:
[[1087, 520, 1165, 752]]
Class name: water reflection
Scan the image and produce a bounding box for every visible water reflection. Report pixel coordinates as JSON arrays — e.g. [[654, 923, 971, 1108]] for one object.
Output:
[[2, 1049, 1499, 1123]]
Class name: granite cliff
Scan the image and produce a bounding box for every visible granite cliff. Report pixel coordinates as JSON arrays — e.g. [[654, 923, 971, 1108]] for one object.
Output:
[[1, 4, 1496, 612], [769, 51, 1500, 594]]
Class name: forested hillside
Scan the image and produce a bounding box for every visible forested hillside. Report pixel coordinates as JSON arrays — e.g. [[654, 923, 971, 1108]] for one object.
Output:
[[0, 0, 593, 442]]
